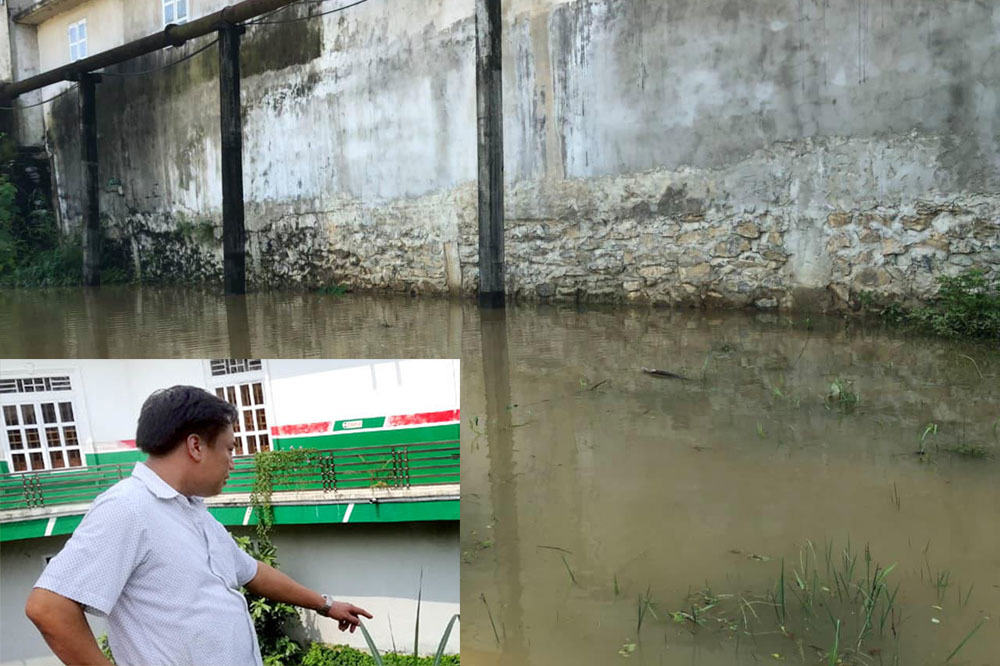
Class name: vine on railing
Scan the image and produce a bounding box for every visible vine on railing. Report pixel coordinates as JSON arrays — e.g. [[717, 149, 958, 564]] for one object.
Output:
[[248, 448, 310, 544]]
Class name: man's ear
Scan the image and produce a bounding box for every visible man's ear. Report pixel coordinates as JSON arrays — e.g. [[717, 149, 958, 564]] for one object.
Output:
[[184, 433, 206, 462]]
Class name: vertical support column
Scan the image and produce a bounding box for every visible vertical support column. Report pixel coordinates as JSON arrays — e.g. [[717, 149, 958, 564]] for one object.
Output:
[[79, 73, 101, 286], [219, 22, 246, 295], [475, 0, 505, 308]]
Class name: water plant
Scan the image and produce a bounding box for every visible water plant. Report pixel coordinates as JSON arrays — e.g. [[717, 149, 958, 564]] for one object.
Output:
[[316, 283, 348, 296], [669, 540, 907, 663], [825, 378, 859, 413]]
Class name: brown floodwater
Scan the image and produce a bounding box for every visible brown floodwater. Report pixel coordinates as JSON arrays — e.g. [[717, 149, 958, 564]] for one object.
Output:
[[2, 286, 998, 665]]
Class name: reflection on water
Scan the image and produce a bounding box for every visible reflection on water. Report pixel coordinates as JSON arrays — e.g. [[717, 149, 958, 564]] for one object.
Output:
[[2, 287, 998, 664], [465, 306, 999, 666]]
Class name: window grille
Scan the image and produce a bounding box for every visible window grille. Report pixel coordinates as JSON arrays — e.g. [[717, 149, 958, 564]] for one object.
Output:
[[2, 399, 83, 472], [210, 359, 262, 376], [0, 376, 72, 394]]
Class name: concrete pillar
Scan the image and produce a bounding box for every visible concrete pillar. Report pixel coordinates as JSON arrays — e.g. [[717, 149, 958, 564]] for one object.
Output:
[[79, 73, 101, 287], [219, 23, 246, 295], [475, 0, 505, 308]]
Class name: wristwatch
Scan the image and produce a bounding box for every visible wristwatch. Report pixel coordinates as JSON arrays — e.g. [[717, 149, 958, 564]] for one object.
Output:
[[317, 594, 333, 616]]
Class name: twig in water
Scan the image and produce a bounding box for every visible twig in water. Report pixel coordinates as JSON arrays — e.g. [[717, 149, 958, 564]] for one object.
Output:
[[957, 354, 984, 379], [561, 554, 578, 585], [641, 367, 690, 380], [480, 593, 501, 646]]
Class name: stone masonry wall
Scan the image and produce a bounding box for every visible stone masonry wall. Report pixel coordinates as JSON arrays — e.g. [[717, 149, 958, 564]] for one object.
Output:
[[37, 0, 1000, 308]]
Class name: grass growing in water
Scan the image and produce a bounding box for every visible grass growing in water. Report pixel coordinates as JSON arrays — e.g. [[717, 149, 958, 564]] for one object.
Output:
[[826, 378, 859, 414], [665, 540, 904, 663]]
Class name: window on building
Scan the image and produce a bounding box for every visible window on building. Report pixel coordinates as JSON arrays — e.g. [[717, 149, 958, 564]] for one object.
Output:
[[210, 359, 262, 376], [163, 0, 189, 26], [2, 397, 84, 473], [209, 361, 270, 457], [68, 20, 87, 62]]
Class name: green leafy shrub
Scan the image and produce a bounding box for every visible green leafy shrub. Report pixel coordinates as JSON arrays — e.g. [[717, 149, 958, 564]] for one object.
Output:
[[234, 534, 306, 666], [909, 270, 1000, 339], [301, 642, 459, 666], [0, 132, 134, 287], [870, 270, 1000, 340]]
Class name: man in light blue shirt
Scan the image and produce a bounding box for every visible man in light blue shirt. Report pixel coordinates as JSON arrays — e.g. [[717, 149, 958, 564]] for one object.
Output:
[[25, 385, 372, 666]]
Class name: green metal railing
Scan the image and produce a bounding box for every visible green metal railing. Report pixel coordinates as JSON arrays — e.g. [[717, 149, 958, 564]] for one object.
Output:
[[0, 441, 459, 512]]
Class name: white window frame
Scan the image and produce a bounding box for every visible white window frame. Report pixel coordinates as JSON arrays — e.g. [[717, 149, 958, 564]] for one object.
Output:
[[204, 361, 273, 458], [68, 19, 87, 63], [163, 0, 190, 26], [2, 390, 86, 474]]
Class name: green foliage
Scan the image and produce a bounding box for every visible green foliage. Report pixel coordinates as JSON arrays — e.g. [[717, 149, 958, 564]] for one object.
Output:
[[316, 283, 348, 296], [869, 270, 1000, 340], [0, 132, 134, 286], [175, 216, 216, 245], [301, 642, 460, 666], [909, 270, 1000, 339], [233, 534, 306, 666], [825, 378, 859, 414], [250, 448, 312, 543], [97, 633, 116, 664]]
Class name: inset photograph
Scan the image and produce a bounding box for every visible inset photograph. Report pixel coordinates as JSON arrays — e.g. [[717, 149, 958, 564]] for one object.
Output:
[[0, 359, 460, 666]]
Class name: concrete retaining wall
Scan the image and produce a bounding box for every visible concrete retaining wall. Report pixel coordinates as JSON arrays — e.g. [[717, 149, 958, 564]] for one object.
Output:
[[36, 0, 1000, 308]]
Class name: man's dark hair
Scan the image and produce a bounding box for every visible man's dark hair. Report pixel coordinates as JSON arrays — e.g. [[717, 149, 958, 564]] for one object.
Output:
[[136, 386, 238, 456]]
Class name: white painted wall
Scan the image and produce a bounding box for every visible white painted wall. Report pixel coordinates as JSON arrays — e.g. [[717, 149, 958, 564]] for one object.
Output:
[[268, 359, 460, 426], [0, 532, 107, 666], [0, 359, 460, 464], [36, 0, 123, 73], [0, 522, 459, 664]]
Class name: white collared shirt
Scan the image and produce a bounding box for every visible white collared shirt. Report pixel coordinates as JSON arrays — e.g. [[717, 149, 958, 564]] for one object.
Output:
[[35, 462, 263, 666]]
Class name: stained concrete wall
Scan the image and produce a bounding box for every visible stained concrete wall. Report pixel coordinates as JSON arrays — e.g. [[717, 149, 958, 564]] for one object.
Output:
[[0, 522, 459, 664], [33, 0, 1000, 307]]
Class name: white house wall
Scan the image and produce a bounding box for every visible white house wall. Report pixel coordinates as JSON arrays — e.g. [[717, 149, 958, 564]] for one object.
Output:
[[0, 359, 459, 461], [268, 359, 460, 427]]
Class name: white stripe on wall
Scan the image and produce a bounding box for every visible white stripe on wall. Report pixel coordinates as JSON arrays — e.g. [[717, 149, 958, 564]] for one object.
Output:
[[44, 517, 56, 537], [242, 506, 253, 526], [342, 503, 354, 523]]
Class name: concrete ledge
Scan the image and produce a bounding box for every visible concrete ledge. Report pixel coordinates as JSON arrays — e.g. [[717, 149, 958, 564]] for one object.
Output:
[[0, 484, 460, 523], [13, 0, 90, 25]]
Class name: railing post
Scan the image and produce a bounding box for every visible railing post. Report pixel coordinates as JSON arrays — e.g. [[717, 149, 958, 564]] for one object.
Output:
[[329, 453, 337, 491], [22, 473, 44, 508], [402, 447, 410, 488]]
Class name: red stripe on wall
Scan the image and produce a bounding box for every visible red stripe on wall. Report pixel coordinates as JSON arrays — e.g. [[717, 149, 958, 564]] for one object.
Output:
[[119, 439, 137, 448], [271, 422, 331, 436], [387, 409, 460, 427]]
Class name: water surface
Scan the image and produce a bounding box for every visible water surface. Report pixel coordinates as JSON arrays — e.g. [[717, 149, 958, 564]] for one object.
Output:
[[2, 287, 998, 664]]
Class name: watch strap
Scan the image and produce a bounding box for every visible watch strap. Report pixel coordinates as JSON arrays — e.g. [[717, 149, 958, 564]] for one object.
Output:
[[317, 594, 333, 616]]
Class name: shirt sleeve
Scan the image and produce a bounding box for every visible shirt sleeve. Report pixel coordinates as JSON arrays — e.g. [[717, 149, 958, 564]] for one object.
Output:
[[34, 491, 148, 617], [231, 535, 260, 587]]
